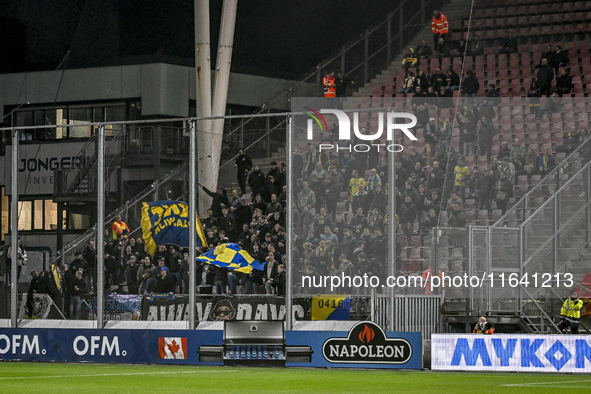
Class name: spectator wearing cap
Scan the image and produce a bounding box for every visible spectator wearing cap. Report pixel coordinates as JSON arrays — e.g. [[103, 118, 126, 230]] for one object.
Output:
[[156, 267, 175, 293]]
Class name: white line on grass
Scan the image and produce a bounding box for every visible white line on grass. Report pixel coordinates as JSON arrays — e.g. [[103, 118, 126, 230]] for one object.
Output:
[[503, 379, 591, 387], [0, 370, 236, 381]]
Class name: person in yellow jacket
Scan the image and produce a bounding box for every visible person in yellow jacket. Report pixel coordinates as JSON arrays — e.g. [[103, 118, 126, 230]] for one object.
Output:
[[453, 156, 470, 199], [401, 48, 417, 75], [432, 10, 448, 48], [558, 289, 584, 334], [112, 214, 130, 240]]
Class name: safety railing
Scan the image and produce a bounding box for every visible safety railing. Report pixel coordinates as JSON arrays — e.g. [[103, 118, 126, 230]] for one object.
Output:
[[220, 0, 443, 165]]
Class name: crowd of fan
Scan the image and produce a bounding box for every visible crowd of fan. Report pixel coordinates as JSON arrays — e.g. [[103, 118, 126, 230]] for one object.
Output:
[[42, 105, 588, 319]]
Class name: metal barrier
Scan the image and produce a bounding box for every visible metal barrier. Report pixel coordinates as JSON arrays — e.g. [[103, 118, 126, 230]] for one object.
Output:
[[464, 162, 591, 332], [371, 293, 443, 340]]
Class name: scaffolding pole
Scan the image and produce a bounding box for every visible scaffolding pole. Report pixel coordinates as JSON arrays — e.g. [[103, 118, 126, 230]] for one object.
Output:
[[189, 120, 197, 330], [10, 127, 18, 328], [97, 124, 105, 329], [286, 115, 293, 330]]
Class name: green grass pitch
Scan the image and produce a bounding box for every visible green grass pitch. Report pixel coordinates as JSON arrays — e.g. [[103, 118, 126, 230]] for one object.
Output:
[[0, 362, 589, 393]]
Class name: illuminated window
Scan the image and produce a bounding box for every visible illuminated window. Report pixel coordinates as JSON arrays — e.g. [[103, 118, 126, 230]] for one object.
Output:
[[0, 187, 8, 242], [17, 201, 32, 231], [45, 200, 58, 230]]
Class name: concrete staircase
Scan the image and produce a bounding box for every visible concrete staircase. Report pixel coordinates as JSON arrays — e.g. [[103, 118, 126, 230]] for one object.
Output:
[[352, 0, 475, 97]]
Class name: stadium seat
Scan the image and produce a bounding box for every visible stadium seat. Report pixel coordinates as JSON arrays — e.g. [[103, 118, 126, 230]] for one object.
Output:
[[582, 273, 591, 297], [409, 259, 422, 273], [478, 210, 489, 225]]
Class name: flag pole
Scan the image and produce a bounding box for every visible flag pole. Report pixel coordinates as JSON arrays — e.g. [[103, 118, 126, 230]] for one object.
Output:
[[189, 120, 197, 330], [286, 115, 293, 330]]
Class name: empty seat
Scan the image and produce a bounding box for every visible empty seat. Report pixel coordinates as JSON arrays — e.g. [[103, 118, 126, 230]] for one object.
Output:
[[478, 210, 489, 225]]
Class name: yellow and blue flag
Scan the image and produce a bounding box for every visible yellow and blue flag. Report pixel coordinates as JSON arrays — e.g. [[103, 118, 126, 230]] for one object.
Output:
[[141, 200, 208, 257], [196, 243, 266, 274], [312, 295, 351, 321]]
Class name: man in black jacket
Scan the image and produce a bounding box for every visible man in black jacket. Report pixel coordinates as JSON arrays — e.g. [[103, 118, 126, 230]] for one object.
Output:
[[167, 245, 183, 290], [535, 58, 555, 97], [68, 270, 87, 319], [555, 68, 573, 95], [498, 31, 518, 55], [445, 69, 460, 92], [479, 167, 496, 210], [198, 183, 229, 218], [156, 267, 175, 293], [478, 117, 496, 162], [248, 164, 266, 198], [234, 148, 252, 195], [139, 269, 158, 294], [461, 70, 480, 98]]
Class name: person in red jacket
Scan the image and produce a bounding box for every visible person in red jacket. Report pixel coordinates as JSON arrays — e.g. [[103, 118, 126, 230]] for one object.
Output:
[[432, 10, 448, 49], [323, 71, 336, 98]]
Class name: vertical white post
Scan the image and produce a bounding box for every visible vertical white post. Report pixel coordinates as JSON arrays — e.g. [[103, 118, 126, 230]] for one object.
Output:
[[388, 145, 396, 331], [97, 124, 105, 329], [10, 128, 18, 328], [189, 120, 197, 329], [286, 115, 293, 330], [195, 0, 213, 213], [210, 0, 238, 188]]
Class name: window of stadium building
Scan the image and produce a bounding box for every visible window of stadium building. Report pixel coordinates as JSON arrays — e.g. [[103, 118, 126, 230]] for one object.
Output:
[[0, 187, 7, 242], [0, 195, 87, 239], [13, 104, 126, 140], [15, 200, 60, 232]]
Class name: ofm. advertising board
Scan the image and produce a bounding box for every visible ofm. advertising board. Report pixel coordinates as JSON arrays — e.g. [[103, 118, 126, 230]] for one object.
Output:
[[0, 323, 421, 369], [432, 334, 591, 373]]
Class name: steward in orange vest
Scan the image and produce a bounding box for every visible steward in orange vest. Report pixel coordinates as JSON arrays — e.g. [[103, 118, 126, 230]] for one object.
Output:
[[432, 10, 448, 48], [323, 71, 336, 98], [112, 214, 130, 240]]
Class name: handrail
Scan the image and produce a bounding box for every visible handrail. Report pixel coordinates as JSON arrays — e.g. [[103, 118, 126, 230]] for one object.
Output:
[[521, 160, 590, 227], [493, 136, 591, 227], [221, 0, 439, 144], [49, 163, 187, 264], [519, 286, 562, 333]]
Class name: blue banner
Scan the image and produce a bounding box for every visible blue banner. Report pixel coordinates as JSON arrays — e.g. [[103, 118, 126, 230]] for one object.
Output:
[[0, 325, 421, 369], [432, 334, 591, 373], [141, 200, 207, 257]]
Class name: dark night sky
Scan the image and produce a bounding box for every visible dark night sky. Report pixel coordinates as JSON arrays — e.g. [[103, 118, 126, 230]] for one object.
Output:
[[0, 0, 399, 79]]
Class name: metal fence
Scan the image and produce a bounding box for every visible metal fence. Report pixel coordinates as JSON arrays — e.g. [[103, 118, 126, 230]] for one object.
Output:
[[372, 293, 443, 340], [465, 162, 591, 325]]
